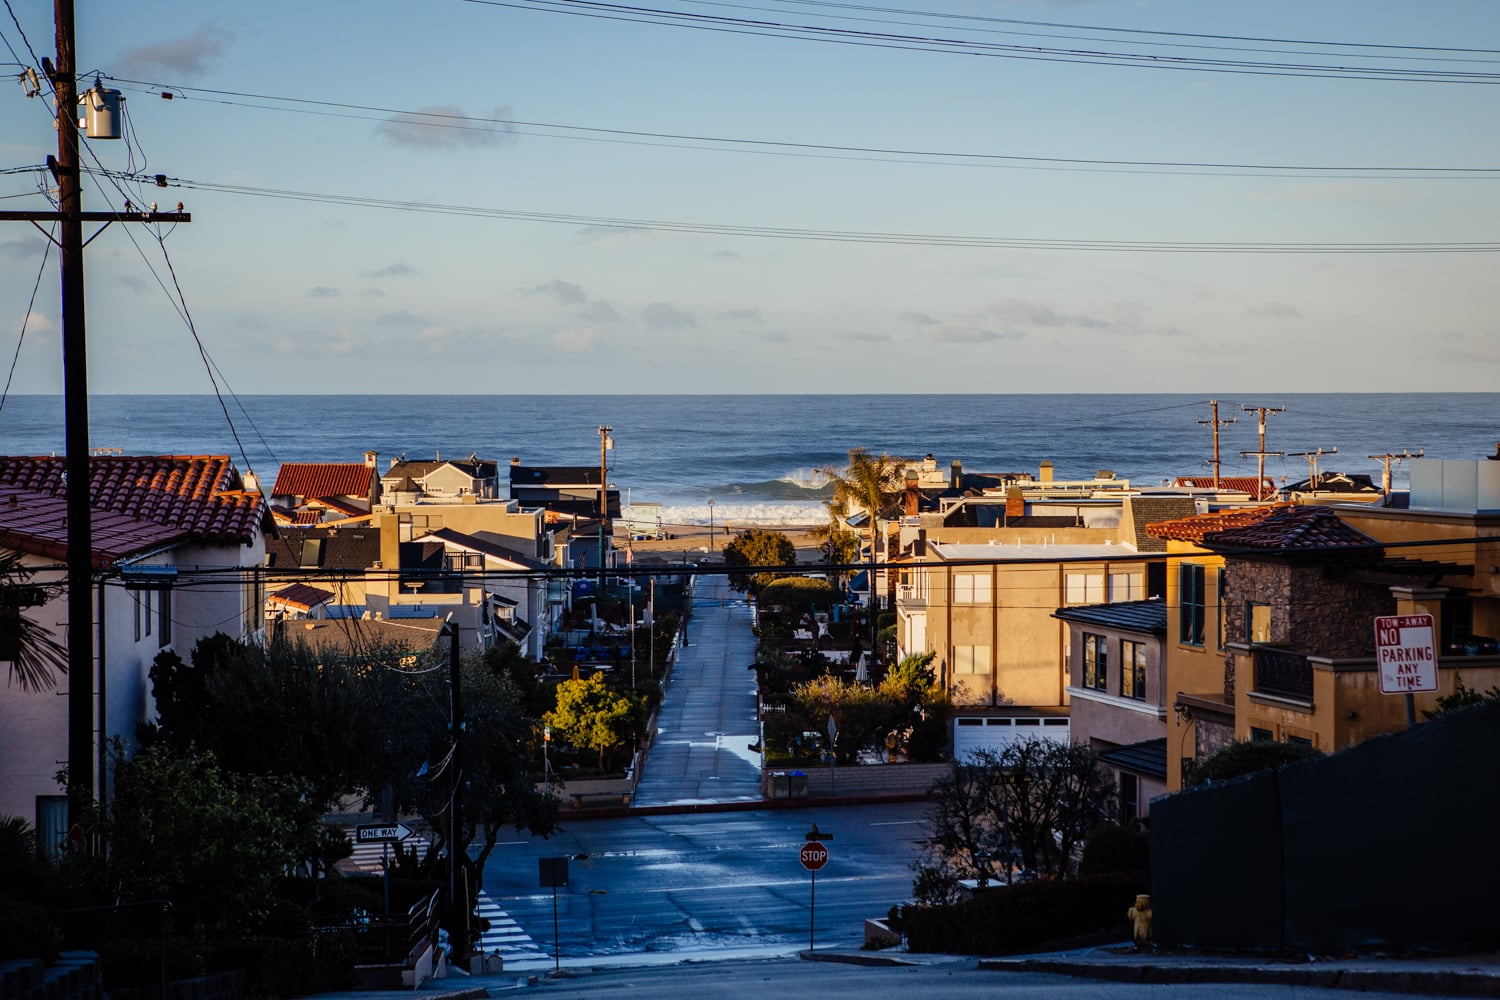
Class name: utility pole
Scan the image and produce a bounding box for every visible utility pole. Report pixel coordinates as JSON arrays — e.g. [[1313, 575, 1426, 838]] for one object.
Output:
[[0, 2, 187, 836], [1197, 400, 1237, 491], [445, 618, 465, 949], [1369, 449, 1424, 494], [597, 426, 612, 587], [1287, 447, 1338, 492], [1239, 405, 1285, 501]]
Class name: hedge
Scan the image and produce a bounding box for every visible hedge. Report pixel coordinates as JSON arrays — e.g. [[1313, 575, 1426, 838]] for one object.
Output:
[[898, 874, 1147, 955]]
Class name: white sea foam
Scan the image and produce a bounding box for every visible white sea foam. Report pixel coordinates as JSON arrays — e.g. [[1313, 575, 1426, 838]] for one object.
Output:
[[625, 502, 826, 528]]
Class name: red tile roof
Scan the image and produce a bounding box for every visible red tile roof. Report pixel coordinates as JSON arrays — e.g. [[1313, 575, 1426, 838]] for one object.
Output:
[[310, 495, 368, 517], [1199, 505, 1378, 553], [0, 484, 189, 566], [1173, 476, 1275, 497], [0, 455, 264, 545], [1145, 503, 1292, 543], [269, 582, 336, 612], [272, 463, 374, 500]]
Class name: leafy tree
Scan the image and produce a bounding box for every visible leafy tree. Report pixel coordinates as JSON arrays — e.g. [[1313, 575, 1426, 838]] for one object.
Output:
[[877, 652, 952, 762], [1187, 738, 1324, 786], [98, 741, 311, 935], [793, 674, 890, 764], [543, 673, 646, 771], [817, 448, 904, 663], [758, 576, 841, 625], [0, 551, 67, 691], [722, 528, 797, 596], [484, 640, 550, 716], [810, 525, 860, 590]]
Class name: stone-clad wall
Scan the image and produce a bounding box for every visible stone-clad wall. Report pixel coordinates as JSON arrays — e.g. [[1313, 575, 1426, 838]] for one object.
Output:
[[1225, 561, 1390, 659]]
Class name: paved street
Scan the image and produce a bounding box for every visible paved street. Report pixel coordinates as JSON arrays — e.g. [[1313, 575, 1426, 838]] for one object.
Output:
[[634, 573, 762, 806]]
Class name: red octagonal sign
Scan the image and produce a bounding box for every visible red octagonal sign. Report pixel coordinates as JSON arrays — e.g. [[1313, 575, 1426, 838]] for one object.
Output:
[[800, 841, 829, 871]]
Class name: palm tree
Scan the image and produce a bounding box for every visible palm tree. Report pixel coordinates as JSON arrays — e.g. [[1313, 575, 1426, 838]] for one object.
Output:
[[817, 448, 904, 666], [0, 551, 67, 692]]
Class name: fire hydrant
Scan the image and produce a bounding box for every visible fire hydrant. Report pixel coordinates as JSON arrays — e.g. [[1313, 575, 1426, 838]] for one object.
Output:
[[1127, 894, 1152, 949]]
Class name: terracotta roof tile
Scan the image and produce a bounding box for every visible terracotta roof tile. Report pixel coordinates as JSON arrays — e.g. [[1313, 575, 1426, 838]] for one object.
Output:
[[0, 484, 189, 565], [268, 582, 336, 612], [1145, 503, 1292, 543], [1200, 505, 1378, 552], [272, 463, 375, 500], [1173, 476, 1275, 496], [0, 455, 264, 545]]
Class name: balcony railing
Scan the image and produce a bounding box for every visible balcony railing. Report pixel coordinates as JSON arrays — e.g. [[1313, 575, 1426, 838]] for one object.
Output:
[[1253, 645, 1313, 701]]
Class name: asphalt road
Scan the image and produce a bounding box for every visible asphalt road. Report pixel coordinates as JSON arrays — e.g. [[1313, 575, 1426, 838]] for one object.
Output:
[[490, 957, 1440, 999], [479, 800, 931, 968]]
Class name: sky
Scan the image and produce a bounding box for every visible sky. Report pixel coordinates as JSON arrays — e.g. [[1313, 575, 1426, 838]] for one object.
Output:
[[1, 0, 1498, 394]]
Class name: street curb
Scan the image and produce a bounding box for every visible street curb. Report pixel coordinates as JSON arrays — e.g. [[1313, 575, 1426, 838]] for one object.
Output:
[[799, 950, 916, 968], [980, 959, 1500, 998]]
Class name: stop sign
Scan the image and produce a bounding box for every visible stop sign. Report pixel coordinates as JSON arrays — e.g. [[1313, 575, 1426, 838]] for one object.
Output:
[[800, 841, 829, 871]]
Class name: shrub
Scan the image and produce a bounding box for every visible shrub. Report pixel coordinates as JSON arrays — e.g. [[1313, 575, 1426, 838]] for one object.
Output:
[[1188, 739, 1324, 786], [1079, 823, 1150, 879], [901, 873, 1146, 955]]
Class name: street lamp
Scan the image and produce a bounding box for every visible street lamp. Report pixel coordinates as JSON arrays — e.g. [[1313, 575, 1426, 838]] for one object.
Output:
[[707, 497, 715, 556]]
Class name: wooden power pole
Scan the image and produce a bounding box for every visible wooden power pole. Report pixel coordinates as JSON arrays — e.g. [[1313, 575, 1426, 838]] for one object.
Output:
[[0, 1, 189, 835], [1239, 405, 1285, 501], [1197, 400, 1237, 490], [1370, 449, 1425, 493]]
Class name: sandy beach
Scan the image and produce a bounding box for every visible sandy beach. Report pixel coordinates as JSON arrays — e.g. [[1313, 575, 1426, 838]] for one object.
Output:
[[618, 523, 828, 564]]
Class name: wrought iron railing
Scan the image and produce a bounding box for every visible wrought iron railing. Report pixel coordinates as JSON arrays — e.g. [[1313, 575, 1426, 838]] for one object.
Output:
[[1253, 646, 1313, 701]]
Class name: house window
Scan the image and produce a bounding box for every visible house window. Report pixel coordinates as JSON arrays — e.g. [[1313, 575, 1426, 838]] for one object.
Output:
[[953, 573, 991, 605], [1083, 633, 1108, 691], [157, 589, 172, 647], [35, 796, 67, 862], [1065, 572, 1105, 605], [1286, 734, 1314, 749], [143, 591, 152, 637], [1246, 601, 1272, 644], [1109, 573, 1143, 603], [1122, 640, 1147, 700], [1119, 772, 1139, 825], [1250, 726, 1274, 743], [133, 591, 142, 642], [299, 538, 323, 568], [954, 645, 991, 675], [1216, 569, 1227, 649], [1179, 564, 1205, 645]]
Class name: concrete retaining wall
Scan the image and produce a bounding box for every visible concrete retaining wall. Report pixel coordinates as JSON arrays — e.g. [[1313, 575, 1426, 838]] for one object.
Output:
[[764, 762, 951, 799]]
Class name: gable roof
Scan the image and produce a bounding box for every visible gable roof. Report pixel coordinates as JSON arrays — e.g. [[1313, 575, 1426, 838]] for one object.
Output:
[[1053, 598, 1168, 635], [509, 465, 602, 488], [264, 526, 381, 571], [271, 462, 374, 500], [268, 582, 336, 612], [386, 458, 499, 482], [0, 484, 189, 566], [1199, 505, 1379, 554], [0, 455, 264, 545], [1097, 738, 1168, 780], [1144, 503, 1291, 544], [419, 527, 551, 570]]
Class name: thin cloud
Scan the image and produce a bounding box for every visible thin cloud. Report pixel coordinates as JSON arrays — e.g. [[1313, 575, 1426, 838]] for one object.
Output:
[[117, 275, 149, 294], [526, 280, 588, 304], [574, 225, 647, 242], [118, 24, 233, 77], [900, 311, 940, 327], [361, 262, 418, 279], [0, 237, 46, 259], [720, 308, 763, 324], [554, 327, 600, 353], [934, 325, 1014, 344], [22, 311, 56, 334], [376, 106, 516, 150], [641, 303, 696, 331], [837, 331, 890, 343], [1248, 302, 1300, 319], [376, 310, 425, 328], [582, 301, 620, 323], [306, 286, 340, 300]]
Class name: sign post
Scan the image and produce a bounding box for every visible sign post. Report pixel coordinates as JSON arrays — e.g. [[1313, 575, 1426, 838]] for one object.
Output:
[[539, 856, 569, 972], [1375, 613, 1438, 728], [801, 824, 832, 951]]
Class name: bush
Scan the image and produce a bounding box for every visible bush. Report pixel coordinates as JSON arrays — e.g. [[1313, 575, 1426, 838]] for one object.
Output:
[[1079, 823, 1150, 879], [901, 874, 1146, 955], [1188, 739, 1324, 786]]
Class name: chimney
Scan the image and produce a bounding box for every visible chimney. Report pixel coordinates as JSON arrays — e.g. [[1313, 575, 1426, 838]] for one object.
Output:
[[365, 451, 378, 467], [1005, 486, 1025, 521], [1039, 460, 1054, 484], [904, 471, 919, 516], [243, 472, 260, 496], [950, 460, 962, 491]]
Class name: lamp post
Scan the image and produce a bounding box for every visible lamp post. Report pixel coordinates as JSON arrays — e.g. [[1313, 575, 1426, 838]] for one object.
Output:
[[707, 498, 716, 556]]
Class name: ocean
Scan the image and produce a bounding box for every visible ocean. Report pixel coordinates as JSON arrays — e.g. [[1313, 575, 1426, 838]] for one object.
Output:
[[0, 394, 1494, 526]]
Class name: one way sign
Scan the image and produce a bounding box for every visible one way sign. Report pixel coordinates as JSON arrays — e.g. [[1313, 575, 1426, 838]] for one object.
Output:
[[355, 822, 413, 843]]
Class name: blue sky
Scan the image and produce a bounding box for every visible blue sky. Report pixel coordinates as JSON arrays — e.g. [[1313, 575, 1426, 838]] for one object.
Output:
[[1, 0, 1497, 394]]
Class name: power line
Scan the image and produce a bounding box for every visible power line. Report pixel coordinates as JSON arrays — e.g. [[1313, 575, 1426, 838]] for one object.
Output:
[[0, 220, 53, 414], [463, 0, 1500, 85], [93, 170, 1500, 254], [99, 77, 1500, 179]]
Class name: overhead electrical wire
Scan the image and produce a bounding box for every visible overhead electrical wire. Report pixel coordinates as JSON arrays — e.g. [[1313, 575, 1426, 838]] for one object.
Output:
[[0, 220, 53, 415], [462, 0, 1500, 85], [96, 169, 1500, 254], [101, 77, 1500, 180]]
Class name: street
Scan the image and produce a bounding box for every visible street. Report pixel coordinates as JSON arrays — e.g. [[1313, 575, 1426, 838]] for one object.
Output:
[[478, 801, 931, 968]]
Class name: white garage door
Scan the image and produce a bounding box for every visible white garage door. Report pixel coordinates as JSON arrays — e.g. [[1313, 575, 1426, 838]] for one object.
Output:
[[953, 716, 1071, 762]]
